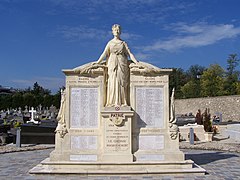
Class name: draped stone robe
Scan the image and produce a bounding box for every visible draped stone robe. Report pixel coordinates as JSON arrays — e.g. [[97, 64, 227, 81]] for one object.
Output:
[[104, 40, 130, 107]]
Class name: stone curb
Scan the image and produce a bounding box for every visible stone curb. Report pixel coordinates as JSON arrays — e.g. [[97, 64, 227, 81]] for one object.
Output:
[[0, 144, 54, 154], [180, 142, 240, 153]]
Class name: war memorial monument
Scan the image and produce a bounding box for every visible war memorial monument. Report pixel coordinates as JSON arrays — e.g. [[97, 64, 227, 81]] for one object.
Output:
[[30, 24, 206, 175]]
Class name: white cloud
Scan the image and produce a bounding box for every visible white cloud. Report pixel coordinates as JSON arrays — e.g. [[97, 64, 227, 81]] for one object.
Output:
[[143, 23, 240, 52], [55, 25, 110, 41], [134, 52, 151, 61], [12, 77, 64, 93], [121, 32, 142, 41], [54, 25, 141, 42], [47, 0, 195, 24]]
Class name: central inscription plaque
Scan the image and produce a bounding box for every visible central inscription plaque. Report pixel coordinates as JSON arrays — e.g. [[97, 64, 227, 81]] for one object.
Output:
[[70, 87, 98, 128], [105, 120, 129, 152], [136, 87, 164, 128]]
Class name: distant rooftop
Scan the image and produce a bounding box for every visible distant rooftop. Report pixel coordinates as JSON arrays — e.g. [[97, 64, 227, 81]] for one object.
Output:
[[0, 85, 16, 94]]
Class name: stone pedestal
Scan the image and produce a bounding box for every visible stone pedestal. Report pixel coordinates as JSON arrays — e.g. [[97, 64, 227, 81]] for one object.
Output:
[[101, 106, 134, 162]]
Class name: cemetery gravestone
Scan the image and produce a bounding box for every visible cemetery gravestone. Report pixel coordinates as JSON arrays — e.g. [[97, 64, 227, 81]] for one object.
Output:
[[0, 111, 6, 119], [27, 107, 38, 124], [49, 105, 57, 119]]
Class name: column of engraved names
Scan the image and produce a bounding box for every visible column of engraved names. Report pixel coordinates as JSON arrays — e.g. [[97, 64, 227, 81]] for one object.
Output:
[[136, 87, 164, 128], [70, 87, 98, 128]]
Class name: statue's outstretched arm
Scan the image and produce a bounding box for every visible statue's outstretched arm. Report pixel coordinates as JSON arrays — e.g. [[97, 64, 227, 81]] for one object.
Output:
[[124, 42, 138, 63], [96, 42, 109, 64]]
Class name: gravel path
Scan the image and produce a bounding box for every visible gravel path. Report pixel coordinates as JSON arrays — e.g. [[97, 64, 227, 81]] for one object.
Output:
[[0, 136, 239, 179], [180, 141, 240, 153], [0, 148, 239, 179]]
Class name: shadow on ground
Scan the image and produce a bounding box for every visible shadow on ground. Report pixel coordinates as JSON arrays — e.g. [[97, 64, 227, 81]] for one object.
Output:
[[185, 151, 239, 165]]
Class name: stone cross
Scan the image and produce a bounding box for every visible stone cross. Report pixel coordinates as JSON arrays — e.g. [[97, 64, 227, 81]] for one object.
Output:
[[27, 107, 39, 124], [29, 107, 36, 121]]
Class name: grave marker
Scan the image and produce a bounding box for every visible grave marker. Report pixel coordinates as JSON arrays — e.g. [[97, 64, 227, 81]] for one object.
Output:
[[27, 107, 39, 124]]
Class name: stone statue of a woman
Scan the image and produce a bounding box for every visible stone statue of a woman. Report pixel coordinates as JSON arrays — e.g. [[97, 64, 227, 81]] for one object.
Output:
[[95, 24, 138, 107], [55, 89, 68, 138]]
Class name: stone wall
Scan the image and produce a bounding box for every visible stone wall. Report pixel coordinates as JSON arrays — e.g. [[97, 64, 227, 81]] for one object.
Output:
[[175, 95, 240, 122]]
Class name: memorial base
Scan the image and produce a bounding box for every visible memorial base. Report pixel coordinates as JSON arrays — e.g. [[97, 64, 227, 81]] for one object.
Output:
[[101, 154, 133, 162], [29, 158, 206, 175], [101, 106, 134, 163]]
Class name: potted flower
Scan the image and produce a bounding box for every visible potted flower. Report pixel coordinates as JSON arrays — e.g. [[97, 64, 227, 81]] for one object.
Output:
[[202, 108, 213, 141]]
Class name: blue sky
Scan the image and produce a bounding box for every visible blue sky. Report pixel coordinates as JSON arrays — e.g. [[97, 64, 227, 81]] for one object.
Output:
[[1, 0, 240, 93]]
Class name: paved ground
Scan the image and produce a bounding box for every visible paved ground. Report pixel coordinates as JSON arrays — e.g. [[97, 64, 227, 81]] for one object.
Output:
[[0, 148, 239, 180]]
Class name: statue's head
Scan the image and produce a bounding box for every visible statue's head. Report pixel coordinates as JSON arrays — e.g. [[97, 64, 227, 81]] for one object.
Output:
[[112, 24, 121, 37]]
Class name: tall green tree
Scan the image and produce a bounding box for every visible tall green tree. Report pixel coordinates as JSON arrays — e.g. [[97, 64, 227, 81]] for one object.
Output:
[[186, 65, 206, 81], [224, 54, 239, 95], [181, 80, 199, 98], [32, 82, 51, 96], [169, 68, 187, 99], [184, 65, 206, 98], [200, 64, 225, 97]]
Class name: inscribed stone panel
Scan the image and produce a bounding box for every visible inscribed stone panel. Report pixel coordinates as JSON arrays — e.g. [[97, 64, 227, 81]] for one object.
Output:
[[105, 120, 129, 152], [71, 136, 97, 150], [136, 87, 164, 128], [139, 135, 164, 150], [70, 154, 97, 161], [138, 154, 164, 161], [70, 87, 98, 128]]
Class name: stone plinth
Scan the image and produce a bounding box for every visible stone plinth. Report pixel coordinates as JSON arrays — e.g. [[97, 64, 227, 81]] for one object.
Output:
[[101, 106, 134, 162], [30, 158, 206, 175]]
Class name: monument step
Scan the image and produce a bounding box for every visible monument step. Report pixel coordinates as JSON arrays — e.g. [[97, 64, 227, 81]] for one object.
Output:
[[29, 158, 206, 175]]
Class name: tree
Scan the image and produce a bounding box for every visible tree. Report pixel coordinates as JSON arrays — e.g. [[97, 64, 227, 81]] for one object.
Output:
[[186, 65, 206, 81], [200, 64, 225, 97], [43, 94, 53, 108], [0, 94, 12, 110], [181, 80, 199, 98], [32, 82, 51, 96], [169, 68, 187, 99], [236, 82, 240, 94], [185, 65, 206, 98], [0, 82, 60, 110], [52, 87, 65, 108], [34, 94, 44, 107], [12, 92, 23, 108], [224, 54, 239, 95], [23, 93, 35, 107]]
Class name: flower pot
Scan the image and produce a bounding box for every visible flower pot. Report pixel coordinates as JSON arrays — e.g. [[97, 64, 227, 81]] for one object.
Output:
[[204, 132, 213, 142]]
